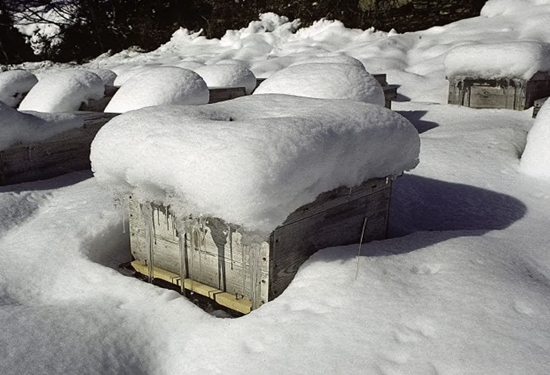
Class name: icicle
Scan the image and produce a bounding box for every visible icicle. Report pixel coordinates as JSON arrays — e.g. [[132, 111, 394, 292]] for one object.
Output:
[[250, 245, 261, 310], [121, 196, 128, 234], [151, 206, 157, 245], [165, 206, 170, 231], [242, 244, 248, 298], [178, 222, 187, 294], [229, 225, 234, 270], [141, 203, 155, 283]]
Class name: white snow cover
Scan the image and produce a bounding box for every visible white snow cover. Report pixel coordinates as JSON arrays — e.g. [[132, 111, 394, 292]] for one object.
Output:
[[0, 102, 83, 150], [0, 70, 38, 107], [87, 68, 117, 86], [104, 67, 209, 113], [195, 64, 257, 94], [6, 3, 550, 374], [481, 0, 550, 17], [92, 95, 419, 232], [18, 70, 104, 113], [520, 99, 550, 178], [444, 42, 550, 79], [254, 62, 385, 105]]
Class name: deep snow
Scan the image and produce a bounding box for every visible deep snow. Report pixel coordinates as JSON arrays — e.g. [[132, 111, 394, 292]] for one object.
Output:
[[2, 0, 550, 374]]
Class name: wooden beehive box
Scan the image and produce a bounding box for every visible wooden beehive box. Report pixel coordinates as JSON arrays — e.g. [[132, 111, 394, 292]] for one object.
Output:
[[128, 176, 392, 314], [0, 112, 117, 186], [448, 71, 550, 110]]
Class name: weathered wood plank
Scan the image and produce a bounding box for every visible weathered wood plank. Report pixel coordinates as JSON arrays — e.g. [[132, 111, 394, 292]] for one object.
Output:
[[0, 112, 118, 186], [131, 260, 253, 314], [383, 85, 398, 109], [269, 184, 391, 299], [128, 176, 392, 312], [209, 87, 247, 103], [448, 72, 550, 111]]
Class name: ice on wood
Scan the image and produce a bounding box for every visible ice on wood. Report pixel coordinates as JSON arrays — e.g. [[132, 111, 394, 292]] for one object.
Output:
[[91, 94, 419, 233]]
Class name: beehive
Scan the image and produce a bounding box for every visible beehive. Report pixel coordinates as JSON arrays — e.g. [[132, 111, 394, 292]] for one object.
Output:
[[128, 177, 393, 314], [448, 71, 550, 110]]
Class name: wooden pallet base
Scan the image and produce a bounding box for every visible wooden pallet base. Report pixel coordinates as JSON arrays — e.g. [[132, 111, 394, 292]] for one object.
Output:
[[131, 260, 253, 314]]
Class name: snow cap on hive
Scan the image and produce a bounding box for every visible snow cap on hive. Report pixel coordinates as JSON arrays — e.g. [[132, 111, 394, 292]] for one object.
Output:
[[19, 70, 104, 113], [253, 58, 385, 106], [195, 64, 257, 94], [444, 41, 550, 80], [0, 70, 38, 108], [105, 66, 209, 113], [91, 94, 420, 233]]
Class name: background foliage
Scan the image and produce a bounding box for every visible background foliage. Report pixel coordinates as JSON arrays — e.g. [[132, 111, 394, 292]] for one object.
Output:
[[0, 0, 487, 64]]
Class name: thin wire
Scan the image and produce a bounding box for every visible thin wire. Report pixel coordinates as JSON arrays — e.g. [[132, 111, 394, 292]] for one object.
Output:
[[354, 217, 368, 280]]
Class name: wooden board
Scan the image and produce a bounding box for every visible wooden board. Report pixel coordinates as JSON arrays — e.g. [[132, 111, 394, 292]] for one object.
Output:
[[209, 87, 247, 103], [128, 198, 270, 309], [448, 73, 550, 111], [269, 177, 391, 299], [0, 112, 118, 186], [383, 85, 398, 109], [131, 260, 252, 314]]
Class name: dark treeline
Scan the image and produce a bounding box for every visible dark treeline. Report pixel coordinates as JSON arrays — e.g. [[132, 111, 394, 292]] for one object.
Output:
[[0, 0, 486, 64]]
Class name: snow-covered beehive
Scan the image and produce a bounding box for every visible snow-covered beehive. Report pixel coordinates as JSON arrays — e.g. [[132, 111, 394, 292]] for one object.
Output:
[[91, 94, 420, 314], [445, 42, 550, 110]]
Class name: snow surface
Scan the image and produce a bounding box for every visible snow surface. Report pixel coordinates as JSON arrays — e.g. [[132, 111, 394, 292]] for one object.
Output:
[[0, 102, 83, 150], [19, 70, 104, 113], [253, 62, 385, 105], [520, 99, 550, 178], [92, 95, 419, 233], [194, 64, 256, 94], [0, 70, 38, 108], [4, 1, 550, 374], [87, 68, 117, 86], [104, 67, 209, 113], [444, 42, 550, 79]]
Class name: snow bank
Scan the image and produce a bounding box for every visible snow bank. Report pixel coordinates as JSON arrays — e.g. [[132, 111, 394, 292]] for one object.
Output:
[[481, 0, 550, 17], [18, 70, 104, 113], [195, 64, 256, 94], [520, 99, 550, 178], [0, 70, 38, 108], [444, 42, 550, 80], [253, 62, 385, 105], [104, 67, 209, 113], [0, 102, 83, 150], [91, 95, 419, 233]]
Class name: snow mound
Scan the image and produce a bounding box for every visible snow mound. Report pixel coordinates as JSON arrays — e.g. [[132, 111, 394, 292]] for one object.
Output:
[[0, 70, 38, 108], [18, 70, 104, 113], [195, 64, 257, 94], [481, 0, 550, 17], [253, 63, 385, 105], [173, 61, 205, 70], [444, 42, 550, 80], [520, 99, 550, 178], [91, 94, 420, 233], [105, 67, 209, 113], [87, 69, 117, 86], [0, 102, 83, 150]]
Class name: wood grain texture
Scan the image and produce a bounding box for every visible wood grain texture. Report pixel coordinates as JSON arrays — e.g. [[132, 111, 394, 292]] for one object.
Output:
[[448, 73, 550, 111], [0, 112, 118, 186], [128, 177, 392, 311], [269, 181, 391, 299]]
